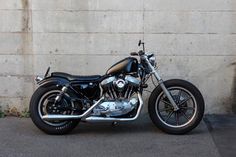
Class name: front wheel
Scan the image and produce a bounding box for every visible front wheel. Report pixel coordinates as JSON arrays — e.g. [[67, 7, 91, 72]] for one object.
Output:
[[148, 79, 205, 134]]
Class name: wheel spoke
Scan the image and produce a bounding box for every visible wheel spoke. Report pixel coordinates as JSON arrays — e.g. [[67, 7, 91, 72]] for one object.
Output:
[[177, 90, 182, 104], [161, 99, 172, 107], [179, 96, 192, 106], [180, 106, 195, 111], [159, 107, 172, 112], [175, 112, 179, 125], [165, 111, 174, 123], [180, 110, 190, 120]]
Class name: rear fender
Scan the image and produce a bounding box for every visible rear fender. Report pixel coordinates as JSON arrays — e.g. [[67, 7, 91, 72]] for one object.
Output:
[[37, 77, 70, 88], [37, 77, 81, 101]]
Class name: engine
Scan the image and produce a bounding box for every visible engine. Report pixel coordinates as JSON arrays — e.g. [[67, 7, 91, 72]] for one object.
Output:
[[92, 75, 140, 117], [101, 75, 140, 99]]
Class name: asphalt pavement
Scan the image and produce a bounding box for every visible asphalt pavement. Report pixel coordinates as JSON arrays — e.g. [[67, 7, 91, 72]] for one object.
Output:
[[204, 115, 236, 157], [0, 114, 234, 157]]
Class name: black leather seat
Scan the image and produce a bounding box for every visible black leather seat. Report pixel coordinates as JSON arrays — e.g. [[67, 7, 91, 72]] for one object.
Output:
[[51, 72, 101, 82]]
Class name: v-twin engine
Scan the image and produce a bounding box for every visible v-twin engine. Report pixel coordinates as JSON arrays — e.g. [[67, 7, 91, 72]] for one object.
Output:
[[101, 75, 140, 99], [92, 75, 140, 117]]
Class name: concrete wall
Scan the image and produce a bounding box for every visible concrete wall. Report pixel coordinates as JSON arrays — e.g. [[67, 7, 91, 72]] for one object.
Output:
[[0, 0, 236, 114]]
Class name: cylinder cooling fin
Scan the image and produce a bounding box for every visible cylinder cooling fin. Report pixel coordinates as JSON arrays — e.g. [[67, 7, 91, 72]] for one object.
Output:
[[101, 75, 140, 99]]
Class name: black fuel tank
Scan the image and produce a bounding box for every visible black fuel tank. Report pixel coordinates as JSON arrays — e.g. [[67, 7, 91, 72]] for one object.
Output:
[[106, 57, 138, 75]]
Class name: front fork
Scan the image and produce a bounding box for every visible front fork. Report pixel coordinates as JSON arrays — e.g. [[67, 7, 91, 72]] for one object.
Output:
[[145, 58, 179, 111]]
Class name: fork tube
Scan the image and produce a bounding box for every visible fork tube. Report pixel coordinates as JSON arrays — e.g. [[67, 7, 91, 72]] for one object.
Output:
[[145, 57, 179, 111]]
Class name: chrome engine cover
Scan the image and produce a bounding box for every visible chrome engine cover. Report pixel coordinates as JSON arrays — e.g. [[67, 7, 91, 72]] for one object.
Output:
[[115, 79, 126, 90], [97, 75, 140, 116], [101, 76, 116, 87], [92, 98, 138, 117], [125, 76, 140, 87]]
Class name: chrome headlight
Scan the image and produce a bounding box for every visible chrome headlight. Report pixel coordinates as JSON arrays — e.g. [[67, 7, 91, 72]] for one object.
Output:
[[149, 55, 156, 67]]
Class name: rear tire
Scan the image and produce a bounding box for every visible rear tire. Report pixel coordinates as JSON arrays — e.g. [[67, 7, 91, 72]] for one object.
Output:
[[29, 85, 79, 135], [148, 79, 204, 134]]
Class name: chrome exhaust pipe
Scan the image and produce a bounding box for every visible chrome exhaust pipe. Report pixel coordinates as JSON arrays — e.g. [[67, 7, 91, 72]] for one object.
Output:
[[84, 92, 143, 122], [42, 92, 143, 122], [42, 96, 104, 121], [42, 114, 83, 121]]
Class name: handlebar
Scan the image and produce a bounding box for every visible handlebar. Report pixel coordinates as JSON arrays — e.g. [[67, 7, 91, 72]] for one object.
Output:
[[130, 52, 139, 56], [130, 40, 147, 56], [130, 50, 145, 56]]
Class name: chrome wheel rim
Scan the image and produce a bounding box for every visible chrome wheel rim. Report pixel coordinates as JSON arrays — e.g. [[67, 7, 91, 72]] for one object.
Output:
[[155, 87, 197, 128]]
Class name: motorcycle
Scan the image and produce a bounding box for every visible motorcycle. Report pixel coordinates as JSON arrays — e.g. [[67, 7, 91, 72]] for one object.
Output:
[[29, 40, 205, 135]]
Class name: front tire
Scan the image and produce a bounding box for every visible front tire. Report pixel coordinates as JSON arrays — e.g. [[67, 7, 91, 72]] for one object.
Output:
[[29, 85, 79, 135], [148, 79, 204, 134]]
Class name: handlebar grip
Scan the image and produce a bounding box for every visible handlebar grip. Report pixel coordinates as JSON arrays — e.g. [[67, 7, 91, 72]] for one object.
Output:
[[130, 52, 139, 56]]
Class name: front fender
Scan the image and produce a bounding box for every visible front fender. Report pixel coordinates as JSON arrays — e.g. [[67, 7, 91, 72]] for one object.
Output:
[[37, 77, 70, 88]]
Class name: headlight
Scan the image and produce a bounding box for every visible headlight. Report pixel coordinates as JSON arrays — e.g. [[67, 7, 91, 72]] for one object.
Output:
[[149, 56, 156, 67]]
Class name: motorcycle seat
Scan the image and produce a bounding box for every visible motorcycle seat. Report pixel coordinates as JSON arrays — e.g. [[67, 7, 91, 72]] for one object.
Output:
[[51, 72, 102, 82]]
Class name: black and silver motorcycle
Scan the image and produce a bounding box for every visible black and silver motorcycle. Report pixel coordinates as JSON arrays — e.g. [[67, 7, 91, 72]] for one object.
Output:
[[30, 40, 204, 135]]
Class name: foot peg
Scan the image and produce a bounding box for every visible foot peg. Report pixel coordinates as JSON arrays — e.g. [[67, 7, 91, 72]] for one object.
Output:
[[112, 122, 118, 126]]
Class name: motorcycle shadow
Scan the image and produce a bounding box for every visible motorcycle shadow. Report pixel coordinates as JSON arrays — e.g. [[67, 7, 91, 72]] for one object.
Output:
[[72, 115, 160, 135], [71, 115, 205, 135]]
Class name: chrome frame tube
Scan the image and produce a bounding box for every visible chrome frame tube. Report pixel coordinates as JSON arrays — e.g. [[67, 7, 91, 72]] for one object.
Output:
[[144, 56, 179, 111]]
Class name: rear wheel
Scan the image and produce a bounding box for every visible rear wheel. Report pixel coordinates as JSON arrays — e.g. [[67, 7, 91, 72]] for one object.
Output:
[[148, 79, 204, 134], [30, 85, 79, 135]]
